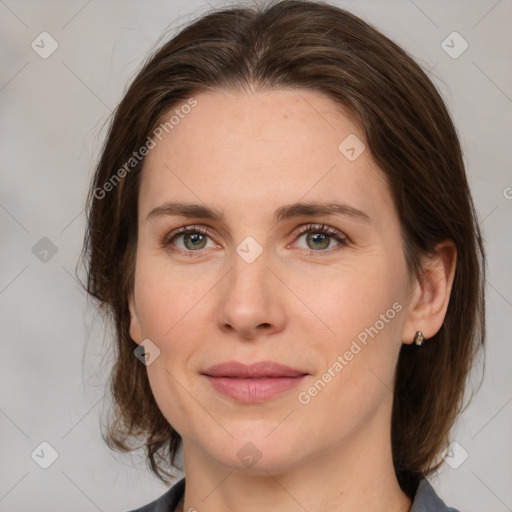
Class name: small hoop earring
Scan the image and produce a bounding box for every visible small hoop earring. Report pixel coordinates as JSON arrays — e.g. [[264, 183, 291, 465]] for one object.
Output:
[[414, 331, 425, 346]]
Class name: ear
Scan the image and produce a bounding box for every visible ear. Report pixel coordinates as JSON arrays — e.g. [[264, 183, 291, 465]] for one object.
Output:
[[128, 292, 144, 344], [401, 240, 457, 344]]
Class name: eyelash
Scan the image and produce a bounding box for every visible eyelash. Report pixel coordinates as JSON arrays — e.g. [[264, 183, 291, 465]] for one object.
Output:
[[161, 223, 348, 257]]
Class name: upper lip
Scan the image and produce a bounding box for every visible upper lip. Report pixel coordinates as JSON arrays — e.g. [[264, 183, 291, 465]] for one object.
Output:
[[202, 360, 309, 378]]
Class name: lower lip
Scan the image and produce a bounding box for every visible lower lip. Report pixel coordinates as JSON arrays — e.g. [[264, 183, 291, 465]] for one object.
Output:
[[205, 375, 308, 403]]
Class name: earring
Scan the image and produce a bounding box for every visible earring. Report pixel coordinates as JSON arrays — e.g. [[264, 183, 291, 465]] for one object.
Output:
[[414, 331, 425, 346]]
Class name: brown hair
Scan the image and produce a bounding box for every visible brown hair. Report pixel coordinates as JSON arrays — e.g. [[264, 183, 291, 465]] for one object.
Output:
[[80, 0, 486, 498]]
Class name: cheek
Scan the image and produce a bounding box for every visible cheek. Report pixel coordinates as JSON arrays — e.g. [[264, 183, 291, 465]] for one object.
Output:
[[293, 258, 406, 409], [133, 262, 210, 434], [293, 282, 404, 446], [133, 257, 212, 340], [293, 259, 403, 345]]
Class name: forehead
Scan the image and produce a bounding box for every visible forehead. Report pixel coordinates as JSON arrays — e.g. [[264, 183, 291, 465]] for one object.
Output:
[[139, 88, 392, 224]]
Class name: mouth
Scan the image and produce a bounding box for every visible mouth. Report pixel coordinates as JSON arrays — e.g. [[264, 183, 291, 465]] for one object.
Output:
[[201, 361, 310, 403]]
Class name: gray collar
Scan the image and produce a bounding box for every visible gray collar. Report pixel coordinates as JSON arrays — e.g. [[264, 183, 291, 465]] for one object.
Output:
[[129, 476, 461, 512]]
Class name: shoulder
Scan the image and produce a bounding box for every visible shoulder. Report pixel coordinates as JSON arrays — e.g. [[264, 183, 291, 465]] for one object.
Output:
[[126, 477, 185, 512], [410, 477, 462, 512]]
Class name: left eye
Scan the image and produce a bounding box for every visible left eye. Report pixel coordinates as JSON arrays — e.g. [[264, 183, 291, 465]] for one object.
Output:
[[292, 224, 347, 252]]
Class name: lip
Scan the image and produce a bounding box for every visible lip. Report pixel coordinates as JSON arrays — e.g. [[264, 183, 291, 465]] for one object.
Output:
[[203, 361, 307, 378], [202, 361, 309, 403]]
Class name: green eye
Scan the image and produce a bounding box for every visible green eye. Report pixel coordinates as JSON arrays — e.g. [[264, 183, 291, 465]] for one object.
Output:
[[180, 231, 208, 250], [294, 224, 348, 253], [163, 226, 215, 255]]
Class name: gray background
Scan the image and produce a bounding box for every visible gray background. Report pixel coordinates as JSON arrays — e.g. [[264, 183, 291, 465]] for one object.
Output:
[[1, 0, 511, 511]]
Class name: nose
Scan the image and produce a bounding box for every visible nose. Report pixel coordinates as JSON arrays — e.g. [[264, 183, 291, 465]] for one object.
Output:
[[215, 247, 287, 341]]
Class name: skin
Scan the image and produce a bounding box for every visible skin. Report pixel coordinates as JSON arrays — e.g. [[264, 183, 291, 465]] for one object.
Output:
[[128, 88, 456, 512]]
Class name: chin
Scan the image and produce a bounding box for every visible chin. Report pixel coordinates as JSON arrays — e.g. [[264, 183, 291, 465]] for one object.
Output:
[[202, 431, 303, 474]]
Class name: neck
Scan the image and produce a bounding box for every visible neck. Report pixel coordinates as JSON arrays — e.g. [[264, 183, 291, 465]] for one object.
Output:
[[179, 396, 412, 512]]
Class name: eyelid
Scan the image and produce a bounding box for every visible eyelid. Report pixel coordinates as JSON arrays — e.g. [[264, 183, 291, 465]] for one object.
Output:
[[293, 223, 347, 241]]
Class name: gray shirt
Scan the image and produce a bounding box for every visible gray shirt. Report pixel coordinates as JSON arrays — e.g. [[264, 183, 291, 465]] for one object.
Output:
[[128, 477, 461, 512]]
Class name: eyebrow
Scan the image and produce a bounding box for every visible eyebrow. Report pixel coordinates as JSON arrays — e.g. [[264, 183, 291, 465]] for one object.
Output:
[[146, 201, 372, 225]]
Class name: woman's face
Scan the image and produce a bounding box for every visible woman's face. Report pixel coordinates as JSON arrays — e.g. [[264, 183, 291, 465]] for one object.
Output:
[[129, 88, 416, 473]]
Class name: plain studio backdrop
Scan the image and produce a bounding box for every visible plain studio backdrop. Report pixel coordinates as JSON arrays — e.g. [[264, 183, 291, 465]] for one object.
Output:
[[1, 1, 511, 511]]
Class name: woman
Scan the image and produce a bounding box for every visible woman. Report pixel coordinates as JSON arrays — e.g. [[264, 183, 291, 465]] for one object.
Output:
[[81, 1, 485, 511]]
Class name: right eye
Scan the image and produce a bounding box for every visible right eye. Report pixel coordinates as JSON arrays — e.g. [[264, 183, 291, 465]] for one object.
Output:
[[162, 225, 218, 256]]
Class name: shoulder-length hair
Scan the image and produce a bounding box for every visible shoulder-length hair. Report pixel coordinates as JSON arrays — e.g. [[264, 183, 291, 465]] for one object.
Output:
[[80, 0, 485, 498]]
